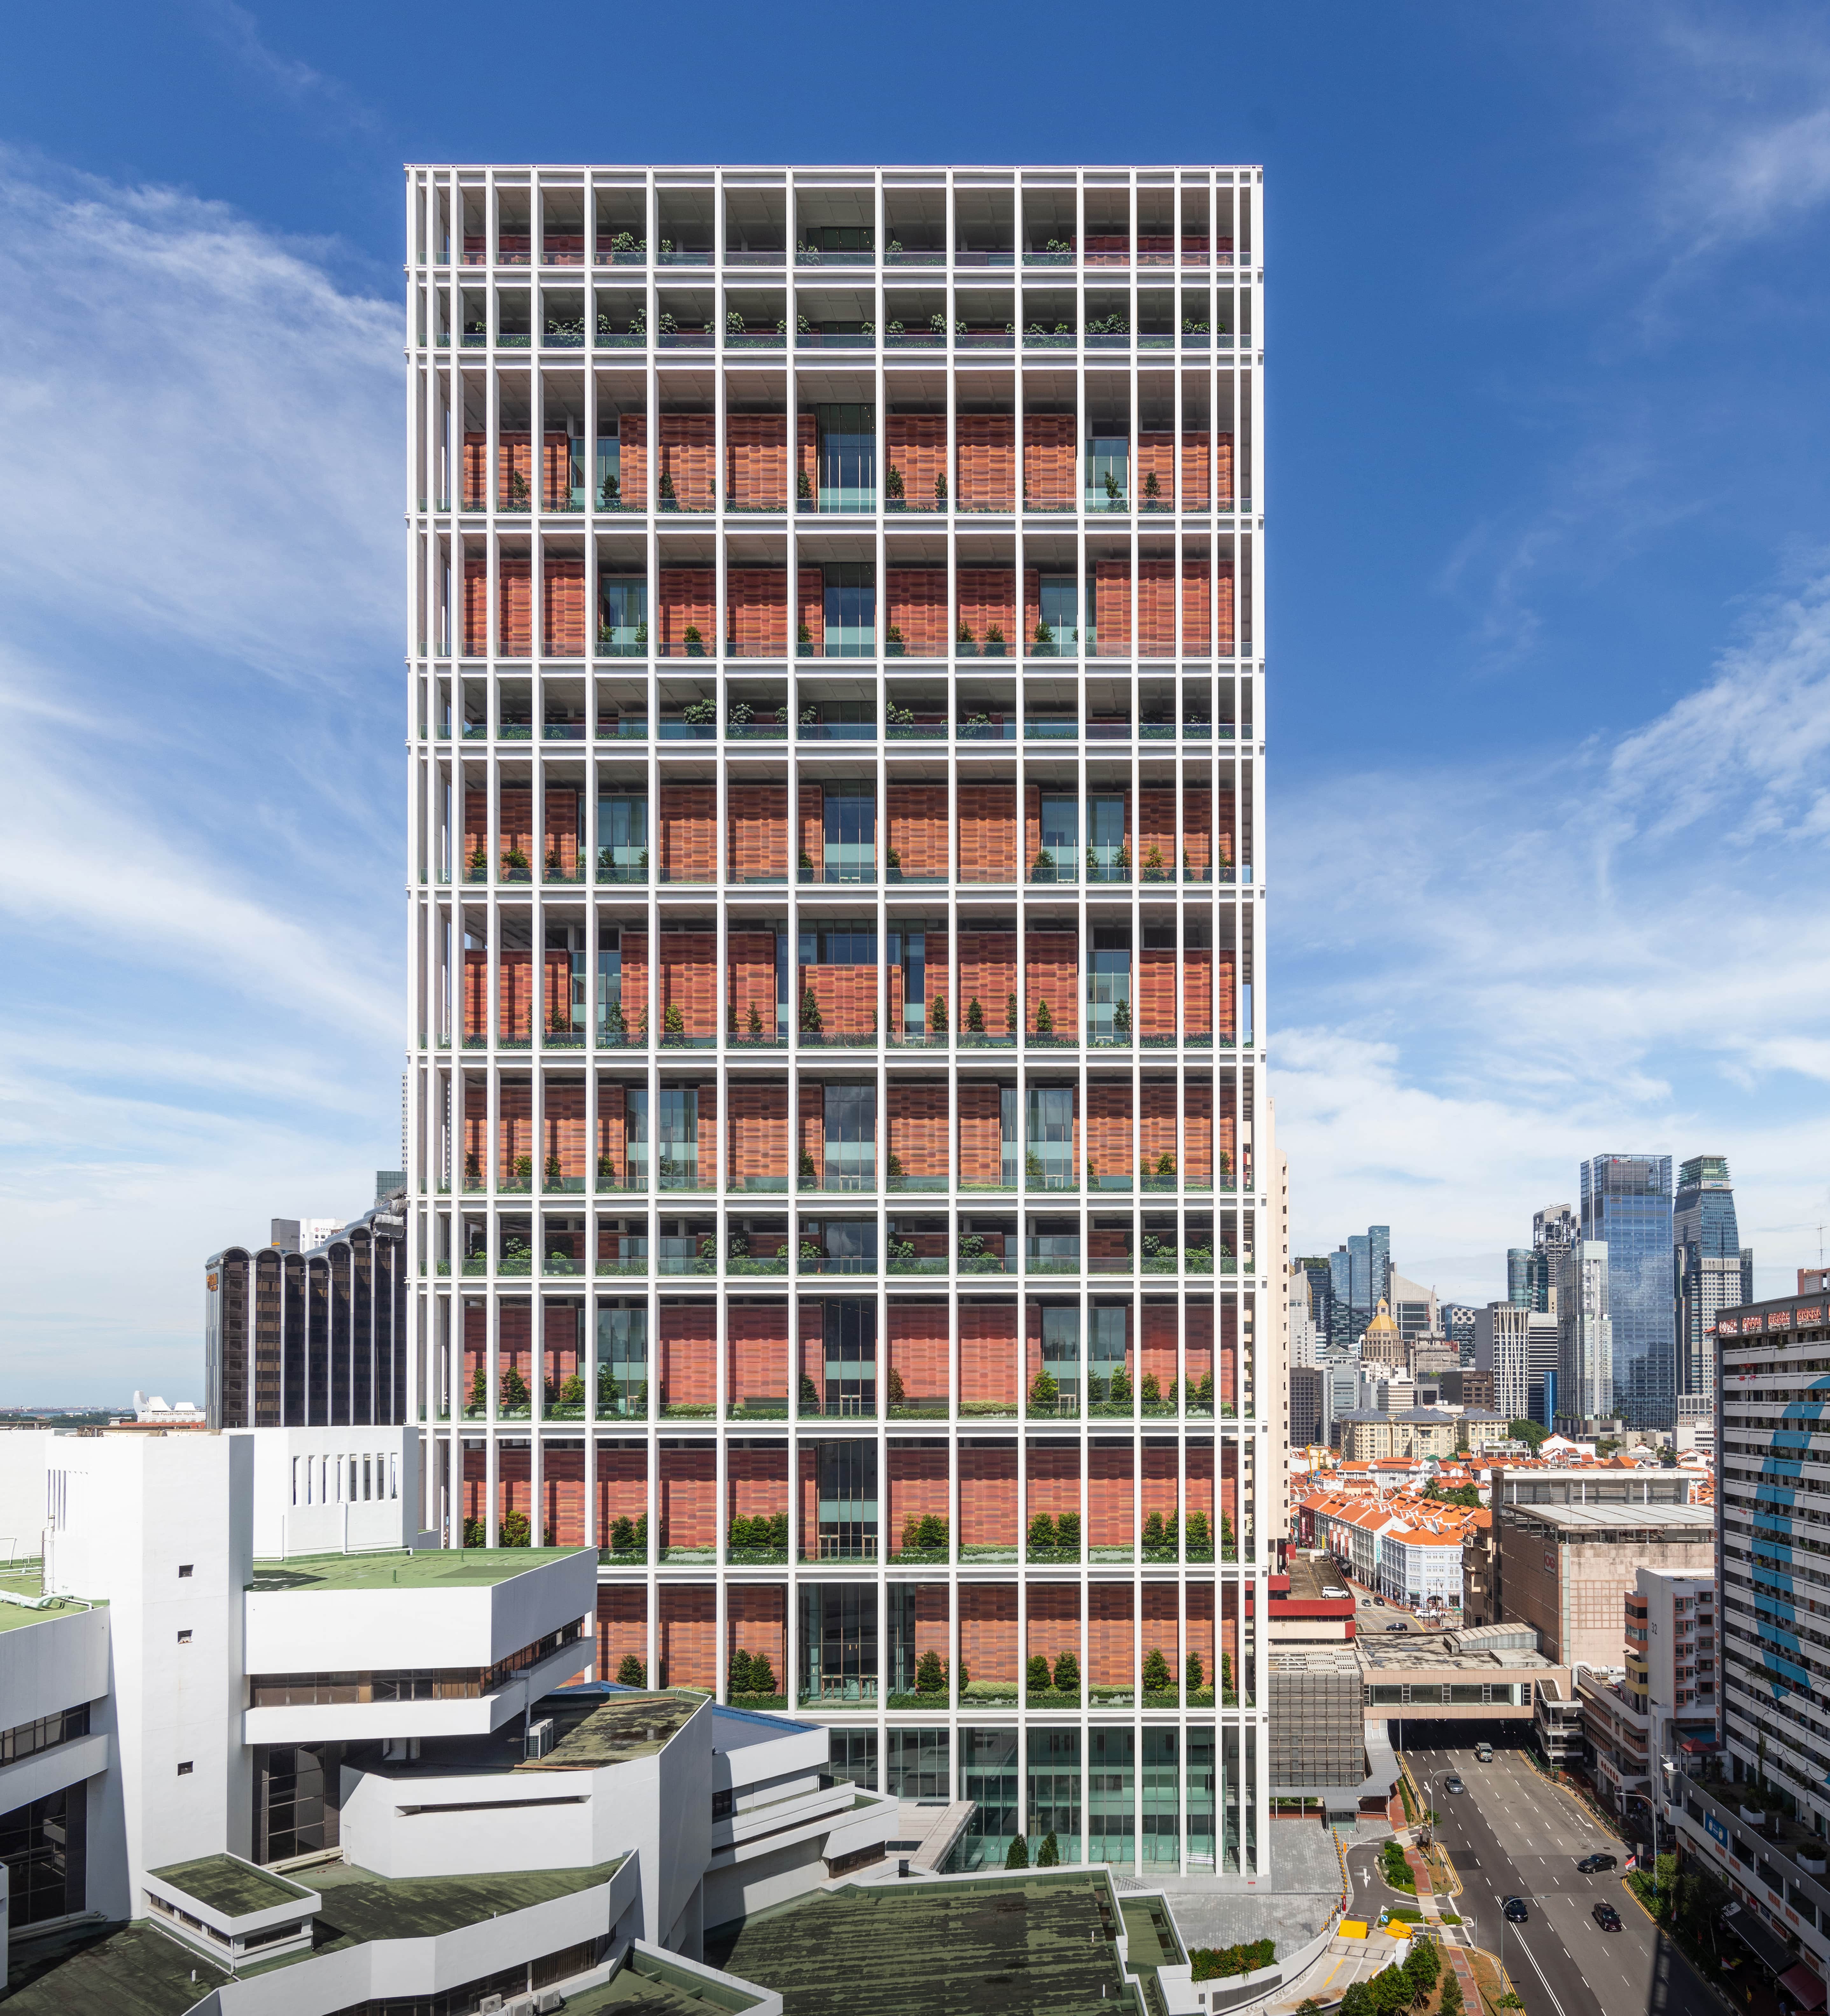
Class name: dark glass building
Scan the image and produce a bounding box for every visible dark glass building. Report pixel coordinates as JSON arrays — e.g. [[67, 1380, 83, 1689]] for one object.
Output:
[[1580, 1154, 1674, 1429], [205, 1198, 409, 1429], [1672, 1154, 1751, 1405]]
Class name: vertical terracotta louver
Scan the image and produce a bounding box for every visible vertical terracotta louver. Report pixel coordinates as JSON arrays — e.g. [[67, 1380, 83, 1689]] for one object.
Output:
[[542, 556, 585, 655], [725, 415, 789, 509], [885, 415, 946, 506]]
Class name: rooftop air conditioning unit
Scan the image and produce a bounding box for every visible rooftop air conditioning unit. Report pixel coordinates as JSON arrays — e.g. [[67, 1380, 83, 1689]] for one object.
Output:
[[524, 1716, 557, 1760]]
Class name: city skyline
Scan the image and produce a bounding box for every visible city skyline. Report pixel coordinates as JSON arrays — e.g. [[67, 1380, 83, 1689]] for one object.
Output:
[[3, 3, 1830, 1403]]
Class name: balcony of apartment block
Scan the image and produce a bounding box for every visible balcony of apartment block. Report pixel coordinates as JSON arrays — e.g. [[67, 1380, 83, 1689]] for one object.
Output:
[[723, 1215, 792, 1282], [797, 1218, 878, 1279], [591, 185, 648, 268], [793, 194, 877, 270], [654, 188, 715, 268], [794, 402, 877, 518], [883, 679, 947, 745], [883, 1216, 948, 1287], [592, 289, 648, 354]]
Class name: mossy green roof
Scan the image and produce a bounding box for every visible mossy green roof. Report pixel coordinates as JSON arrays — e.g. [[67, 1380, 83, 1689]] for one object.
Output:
[[520, 1691, 697, 1770], [565, 1949, 767, 2014], [148, 1854, 313, 1919], [5, 1858, 630, 2012], [0, 1566, 103, 1630], [4, 1921, 221, 2016], [247, 1546, 590, 1594], [708, 1871, 1139, 2016]]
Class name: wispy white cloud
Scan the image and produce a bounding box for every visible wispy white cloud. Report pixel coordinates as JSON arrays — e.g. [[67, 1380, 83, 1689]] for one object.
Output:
[[1276, 561, 1830, 1301], [185, 0, 378, 131], [0, 152, 401, 1403], [0, 148, 398, 685]]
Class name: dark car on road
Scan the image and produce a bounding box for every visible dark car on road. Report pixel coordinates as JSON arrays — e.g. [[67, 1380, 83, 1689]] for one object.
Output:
[[1385, 1622, 1409, 1632], [1593, 1902, 1622, 1931], [1443, 1776, 1465, 1794], [1504, 1897, 1529, 1923], [1577, 1853, 1618, 1873]]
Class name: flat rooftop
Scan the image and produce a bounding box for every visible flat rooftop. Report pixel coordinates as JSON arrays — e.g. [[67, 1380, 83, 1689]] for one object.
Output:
[[0, 1566, 101, 1629], [360, 1687, 699, 1779], [149, 1854, 313, 1918], [566, 1950, 769, 2015], [708, 1870, 1133, 2016], [1506, 1502, 1714, 1534], [1356, 1637, 1556, 1674], [247, 1546, 590, 1594], [1282, 1556, 1353, 1603], [4, 1860, 628, 2013]]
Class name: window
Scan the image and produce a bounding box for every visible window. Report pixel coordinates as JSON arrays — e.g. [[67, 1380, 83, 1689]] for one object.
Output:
[[178, 1631, 192, 1646], [822, 1083, 876, 1190], [177, 1762, 194, 1776], [820, 795, 877, 882], [817, 412, 877, 516], [177, 1565, 193, 1579]]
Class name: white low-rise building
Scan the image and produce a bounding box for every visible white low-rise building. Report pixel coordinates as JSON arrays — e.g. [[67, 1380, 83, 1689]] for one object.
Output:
[[0, 1428, 897, 2014]]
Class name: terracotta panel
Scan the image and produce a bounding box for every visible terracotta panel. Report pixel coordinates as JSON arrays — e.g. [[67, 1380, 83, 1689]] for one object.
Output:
[[957, 786, 1017, 885], [886, 413, 947, 508], [1088, 1583, 1134, 1686], [728, 784, 788, 883], [886, 783, 947, 880], [597, 1586, 646, 1680], [886, 1081, 947, 1185], [959, 1299, 1017, 1406], [888, 1444, 949, 1552], [659, 1443, 716, 1548], [725, 413, 789, 510], [659, 1584, 717, 1690], [887, 1301, 949, 1403], [957, 1441, 1016, 1544], [1026, 1583, 1080, 1667], [1088, 1443, 1134, 1548], [958, 1583, 1017, 1682], [659, 1301, 716, 1408]]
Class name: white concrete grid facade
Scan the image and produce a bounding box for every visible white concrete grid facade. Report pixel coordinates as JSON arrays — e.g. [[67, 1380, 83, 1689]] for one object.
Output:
[[402, 162, 1269, 1879]]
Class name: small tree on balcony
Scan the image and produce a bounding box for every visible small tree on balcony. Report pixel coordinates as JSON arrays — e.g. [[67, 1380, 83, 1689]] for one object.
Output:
[[1143, 1510, 1167, 1551], [467, 846, 488, 878], [1028, 1368, 1059, 1414], [1033, 998, 1054, 1035], [681, 629, 707, 660], [467, 1365, 486, 1412], [799, 988, 823, 1033], [798, 1150, 819, 1187], [886, 464, 905, 500], [1106, 1360, 1133, 1409], [1114, 998, 1132, 1034], [887, 1366, 907, 1407], [499, 1364, 531, 1413], [729, 1648, 754, 1694], [1033, 619, 1054, 645], [601, 998, 626, 1039], [918, 1513, 947, 1551], [928, 995, 947, 1034], [663, 1001, 685, 1036], [658, 467, 676, 500], [1051, 1650, 1080, 1695], [964, 997, 984, 1033], [1037, 1832, 1060, 1867], [915, 1647, 947, 1695], [1004, 1834, 1030, 1870], [616, 1653, 646, 1686], [797, 467, 814, 499], [886, 1154, 907, 1187], [1144, 469, 1163, 500], [1156, 1149, 1177, 1176], [746, 1001, 764, 1038], [1185, 1651, 1205, 1692], [543, 1154, 563, 1190], [1143, 842, 1166, 881], [1006, 992, 1018, 1033], [933, 470, 948, 502], [1142, 1647, 1173, 1693], [984, 623, 1006, 653], [726, 307, 746, 335], [748, 1650, 778, 1694], [1026, 1651, 1053, 1690]]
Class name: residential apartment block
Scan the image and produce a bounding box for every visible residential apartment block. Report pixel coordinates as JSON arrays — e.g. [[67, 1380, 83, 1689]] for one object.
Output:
[[401, 161, 1270, 1878], [1664, 1285, 1830, 2002]]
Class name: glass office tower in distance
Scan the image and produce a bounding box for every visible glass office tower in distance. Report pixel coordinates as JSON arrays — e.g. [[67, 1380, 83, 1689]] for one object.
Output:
[[1581, 1154, 1674, 1430], [400, 162, 1269, 1879]]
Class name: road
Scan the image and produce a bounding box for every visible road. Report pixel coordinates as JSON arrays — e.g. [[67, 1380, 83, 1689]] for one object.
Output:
[[1390, 1730, 1714, 2016]]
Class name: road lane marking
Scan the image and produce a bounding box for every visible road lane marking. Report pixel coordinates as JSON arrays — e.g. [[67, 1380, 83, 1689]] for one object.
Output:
[[1510, 1929, 1570, 2016]]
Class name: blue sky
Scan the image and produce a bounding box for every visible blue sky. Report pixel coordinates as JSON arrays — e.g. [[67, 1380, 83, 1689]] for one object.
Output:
[[3, 2, 1828, 1400]]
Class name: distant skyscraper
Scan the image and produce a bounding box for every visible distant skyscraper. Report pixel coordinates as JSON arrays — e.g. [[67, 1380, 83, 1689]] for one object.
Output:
[[1673, 1156, 1750, 1405], [1554, 1240, 1612, 1426], [1533, 1205, 1577, 1314], [1506, 1249, 1535, 1310], [1525, 1312, 1560, 1427], [1582, 1154, 1675, 1429], [1331, 1224, 1391, 1343], [1475, 1303, 1531, 1422]]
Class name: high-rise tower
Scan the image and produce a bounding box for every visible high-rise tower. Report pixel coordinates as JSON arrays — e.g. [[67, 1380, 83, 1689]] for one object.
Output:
[[1673, 1155, 1748, 1409], [1581, 1154, 1674, 1429], [402, 163, 1268, 1878]]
